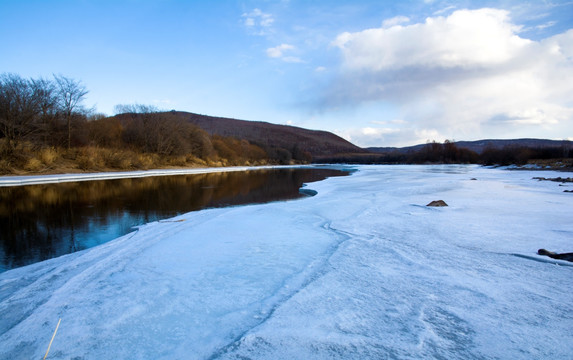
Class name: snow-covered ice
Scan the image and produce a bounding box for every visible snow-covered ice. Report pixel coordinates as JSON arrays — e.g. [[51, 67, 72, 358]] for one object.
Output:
[[0, 165, 571, 359], [0, 165, 301, 187]]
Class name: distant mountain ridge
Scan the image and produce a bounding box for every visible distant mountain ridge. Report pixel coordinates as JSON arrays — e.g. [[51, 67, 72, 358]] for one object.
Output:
[[367, 138, 572, 154], [169, 111, 365, 157]]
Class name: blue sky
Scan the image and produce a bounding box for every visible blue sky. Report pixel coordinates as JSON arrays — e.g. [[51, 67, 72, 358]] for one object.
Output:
[[1, 0, 572, 147]]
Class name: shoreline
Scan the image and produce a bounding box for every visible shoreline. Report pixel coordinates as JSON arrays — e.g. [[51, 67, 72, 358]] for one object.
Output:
[[2, 163, 570, 187], [0, 165, 318, 187]]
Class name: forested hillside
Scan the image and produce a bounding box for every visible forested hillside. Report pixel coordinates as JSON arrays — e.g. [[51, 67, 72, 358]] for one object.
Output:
[[0, 73, 362, 175], [173, 111, 364, 157]]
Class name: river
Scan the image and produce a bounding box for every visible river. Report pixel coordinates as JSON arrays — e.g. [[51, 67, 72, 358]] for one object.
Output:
[[0, 166, 350, 272]]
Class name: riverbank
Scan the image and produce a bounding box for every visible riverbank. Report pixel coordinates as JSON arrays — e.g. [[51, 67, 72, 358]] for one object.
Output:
[[3, 161, 570, 188], [0, 165, 316, 187]]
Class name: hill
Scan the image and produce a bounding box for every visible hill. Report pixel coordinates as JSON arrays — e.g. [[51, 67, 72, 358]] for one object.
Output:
[[367, 138, 572, 154], [168, 111, 365, 157]]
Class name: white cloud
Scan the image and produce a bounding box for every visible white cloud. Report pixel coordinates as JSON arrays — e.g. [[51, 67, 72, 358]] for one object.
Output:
[[266, 44, 294, 58], [382, 16, 410, 28], [333, 9, 529, 71], [340, 126, 444, 148], [363, 127, 396, 136], [536, 21, 557, 30], [322, 8, 573, 145], [266, 44, 302, 63], [433, 6, 456, 16], [242, 8, 274, 35]]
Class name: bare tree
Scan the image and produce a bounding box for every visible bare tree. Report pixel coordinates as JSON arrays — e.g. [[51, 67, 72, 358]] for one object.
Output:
[[54, 75, 88, 148], [0, 73, 43, 150], [30, 77, 58, 145], [115, 104, 159, 153], [113, 103, 158, 115]]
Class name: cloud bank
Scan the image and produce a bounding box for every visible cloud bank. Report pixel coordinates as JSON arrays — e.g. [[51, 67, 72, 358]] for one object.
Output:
[[324, 8, 573, 146]]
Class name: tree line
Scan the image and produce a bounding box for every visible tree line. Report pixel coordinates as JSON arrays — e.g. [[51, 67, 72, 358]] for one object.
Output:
[[0, 73, 305, 174], [315, 140, 573, 167]]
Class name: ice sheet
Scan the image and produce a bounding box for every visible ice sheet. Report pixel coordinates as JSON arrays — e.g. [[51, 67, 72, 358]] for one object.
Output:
[[1, 165, 571, 359], [0, 165, 307, 187]]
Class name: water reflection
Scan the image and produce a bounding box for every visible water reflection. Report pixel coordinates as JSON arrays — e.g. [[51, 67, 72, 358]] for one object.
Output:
[[0, 167, 349, 272]]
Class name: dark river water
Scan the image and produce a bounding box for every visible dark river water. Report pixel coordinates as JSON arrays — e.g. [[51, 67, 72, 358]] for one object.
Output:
[[0, 167, 350, 272]]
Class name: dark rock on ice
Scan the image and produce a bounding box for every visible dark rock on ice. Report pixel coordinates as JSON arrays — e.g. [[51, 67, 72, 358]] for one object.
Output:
[[537, 249, 573, 262], [427, 200, 448, 207], [533, 177, 573, 183]]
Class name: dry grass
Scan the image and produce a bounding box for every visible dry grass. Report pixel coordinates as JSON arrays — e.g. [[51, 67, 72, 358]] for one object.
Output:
[[527, 158, 573, 169], [38, 147, 59, 166], [0, 143, 226, 175], [24, 158, 44, 172]]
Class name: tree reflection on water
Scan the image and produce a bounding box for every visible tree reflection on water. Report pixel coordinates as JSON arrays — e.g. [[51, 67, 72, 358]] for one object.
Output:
[[0, 168, 349, 272]]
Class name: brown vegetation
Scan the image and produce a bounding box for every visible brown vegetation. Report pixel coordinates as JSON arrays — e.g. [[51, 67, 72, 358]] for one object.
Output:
[[0, 74, 319, 175], [170, 111, 364, 157]]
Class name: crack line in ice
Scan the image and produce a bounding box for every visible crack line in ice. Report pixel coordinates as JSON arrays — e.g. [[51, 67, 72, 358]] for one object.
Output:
[[0, 220, 193, 337], [0, 226, 136, 334], [507, 253, 573, 267], [206, 220, 354, 360]]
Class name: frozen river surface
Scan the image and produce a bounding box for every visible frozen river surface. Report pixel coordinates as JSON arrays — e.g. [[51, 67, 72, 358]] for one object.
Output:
[[0, 165, 572, 359]]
